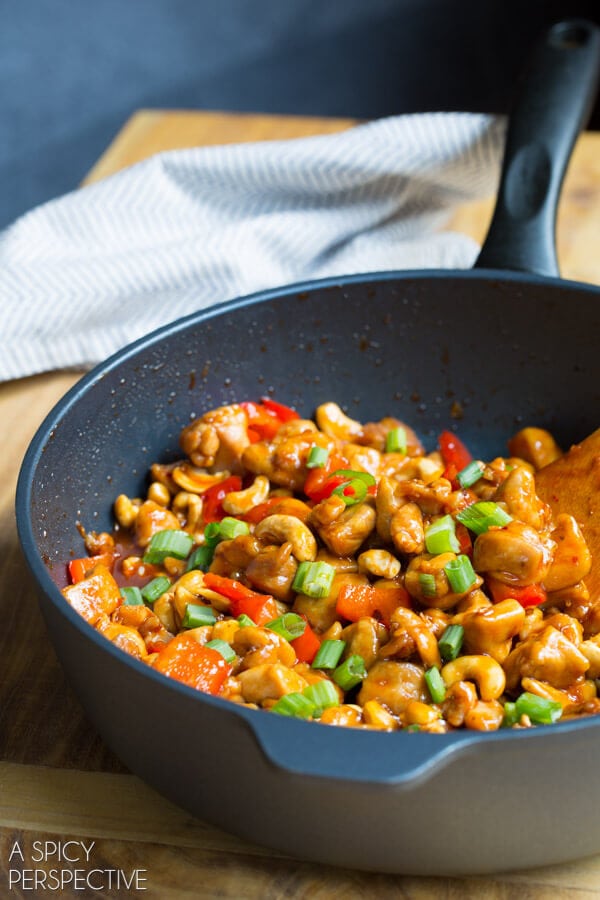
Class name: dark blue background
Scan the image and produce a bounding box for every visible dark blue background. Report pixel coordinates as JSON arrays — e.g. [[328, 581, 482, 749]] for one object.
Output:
[[3, 0, 598, 230]]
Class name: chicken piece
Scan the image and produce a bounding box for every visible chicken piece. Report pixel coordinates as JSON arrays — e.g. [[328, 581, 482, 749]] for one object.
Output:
[[535, 428, 600, 603], [237, 663, 308, 703], [454, 598, 525, 664], [112, 604, 172, 652], [508, 427, 562, 470], [245, 544, 299, 601], [358, 661, 429, 716], [493, 465, 549, 530], [134, 500, 181, 548], [210, 534, 262, 578], [390, 502, 425, 555], [319, 705, 364, 728], [503, 625, 590, 692], [404, 552, 482, 609], [96, 615, 148, 660], [340, 617, 388, 669], [543, 514, 591, 592], [62, 565, 121, 626], [180, 403, 250, 472], [232, 626, 296, 669], [359, 418, 424, 456], [472, 520, 554, 587], [314, 502, 376, 557]]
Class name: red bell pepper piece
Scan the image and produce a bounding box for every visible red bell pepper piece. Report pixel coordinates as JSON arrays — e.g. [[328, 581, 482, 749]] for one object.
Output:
[[202, 573, 279, 624], [152, 634, 232, 694], [202, 475, 242, 523], [290, 617, 321, 663], [68, 553, 114, 584], [455, 522, 473, 557], [240, 401, 281, 441], [487, 577, 547, 609], [336, 583, 411, 628], [303, 451, 350, 501], [260, 397, 300, 422], [439, 430, 472, 481]]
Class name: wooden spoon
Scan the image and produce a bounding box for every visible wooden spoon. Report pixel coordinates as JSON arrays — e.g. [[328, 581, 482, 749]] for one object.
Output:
[[536, 428, 600, 600]]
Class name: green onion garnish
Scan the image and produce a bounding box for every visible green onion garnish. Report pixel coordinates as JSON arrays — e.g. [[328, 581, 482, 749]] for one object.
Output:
[[444, 554, 477, 594], [141, 576, 172, 604], [332, 469, 377, 487], [120, 586, 144, 606], [332, 654, 367, 691], [514, 692, 562, 725], [312, 639, 346, 670], [266, 612, 306, 641], [292, 560, 336, 599], [405, 724, 421, 732], [143, 529, 194, 564], [456, 501, 512, 535], [385, 426, 407, 454], [272, 692, 315, 719], [424, 667, 446, 704], [205, 638, 236, 663], [186, 545, 214, 572], [218, 517, 250, 540], [237, 613, 256, 628], [332, 477, 367, 506], [203, 522, 223, 548], [502, 701, 519, 727], [182, 603, 216, 628], [303, 680, 339, 714], [456, 460, 484, 488], [425, 515, 460, 554], [438, 624, 464, 661], [306, 446, 329, 469], [418, 573, 438, 599]]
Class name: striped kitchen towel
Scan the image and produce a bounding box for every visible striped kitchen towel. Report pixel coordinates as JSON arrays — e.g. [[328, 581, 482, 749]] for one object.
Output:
[[0, 112, 505, 382]]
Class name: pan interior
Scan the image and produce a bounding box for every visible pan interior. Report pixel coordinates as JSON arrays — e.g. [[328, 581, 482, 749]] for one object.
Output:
[[28, 272, 599, 583]]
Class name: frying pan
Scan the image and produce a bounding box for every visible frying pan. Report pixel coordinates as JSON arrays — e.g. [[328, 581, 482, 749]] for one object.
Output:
[[16, 20, 600, 875]]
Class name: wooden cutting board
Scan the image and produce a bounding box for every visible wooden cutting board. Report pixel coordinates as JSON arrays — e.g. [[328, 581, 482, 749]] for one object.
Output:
[[2, 110, 600, 899]]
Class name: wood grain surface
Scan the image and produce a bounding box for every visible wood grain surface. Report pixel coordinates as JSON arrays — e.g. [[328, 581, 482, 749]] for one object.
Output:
[[2, 109, 600, 899]]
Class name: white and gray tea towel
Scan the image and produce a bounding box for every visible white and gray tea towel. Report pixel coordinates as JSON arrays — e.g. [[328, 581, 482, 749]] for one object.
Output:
[[0, 112, 506, 382]]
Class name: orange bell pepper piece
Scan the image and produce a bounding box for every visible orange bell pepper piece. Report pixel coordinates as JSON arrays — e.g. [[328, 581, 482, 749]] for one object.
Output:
[[153, 634, 232, 694], [336, 583, 411, 628]]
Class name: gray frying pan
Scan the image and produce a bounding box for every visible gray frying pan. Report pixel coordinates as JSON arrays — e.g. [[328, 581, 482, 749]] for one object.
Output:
[[16, 20, 600, 874]]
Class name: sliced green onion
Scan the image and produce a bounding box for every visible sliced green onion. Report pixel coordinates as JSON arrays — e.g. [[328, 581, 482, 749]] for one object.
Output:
[[514, 691, 562, 725], [332, 477, 367, 506], [332, 654, 367, 691], [385, 426, 407, 454], [444, 555, 477, 594], [205, 638, 236, 664], [332, 469, 377, 487], [418, 573, 438, 599], [143, 529, 194, 564], [456, 501, 512, 535], [425, 515, 460, 554], [405, 724, 421, 732], [292, 560, 336, 599], [182, 603, 216, 628], [272, 692, 315, 719], [203, 522, 223, 548], [424, 667, 446, 704], [237, 613, 256, 628], [303, 679, 339, 714], [186, 545, 214, 572], [312, 639, 346, 670], [438, 624, 464, 661], [141, 576, 172, 605], [120, 586, 144, 606], [456, 460, 484, 488], [306, 445, 329, 469], [218, 517, 250, 540], [266, 612, 306, 641], [502, 701, 519, 727]]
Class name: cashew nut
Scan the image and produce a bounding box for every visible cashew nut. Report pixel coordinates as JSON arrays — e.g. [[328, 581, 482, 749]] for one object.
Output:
[[221, 475, 270, 515], [254, 513, 317, 561], [442, 655, 506, 701], [315, 402, 363, 440], [171, 463, 230, 495], [147, 481, 171, 507]]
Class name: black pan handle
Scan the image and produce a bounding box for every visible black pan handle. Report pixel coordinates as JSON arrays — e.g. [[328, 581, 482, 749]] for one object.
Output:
[[475, 19, 600, 277]]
